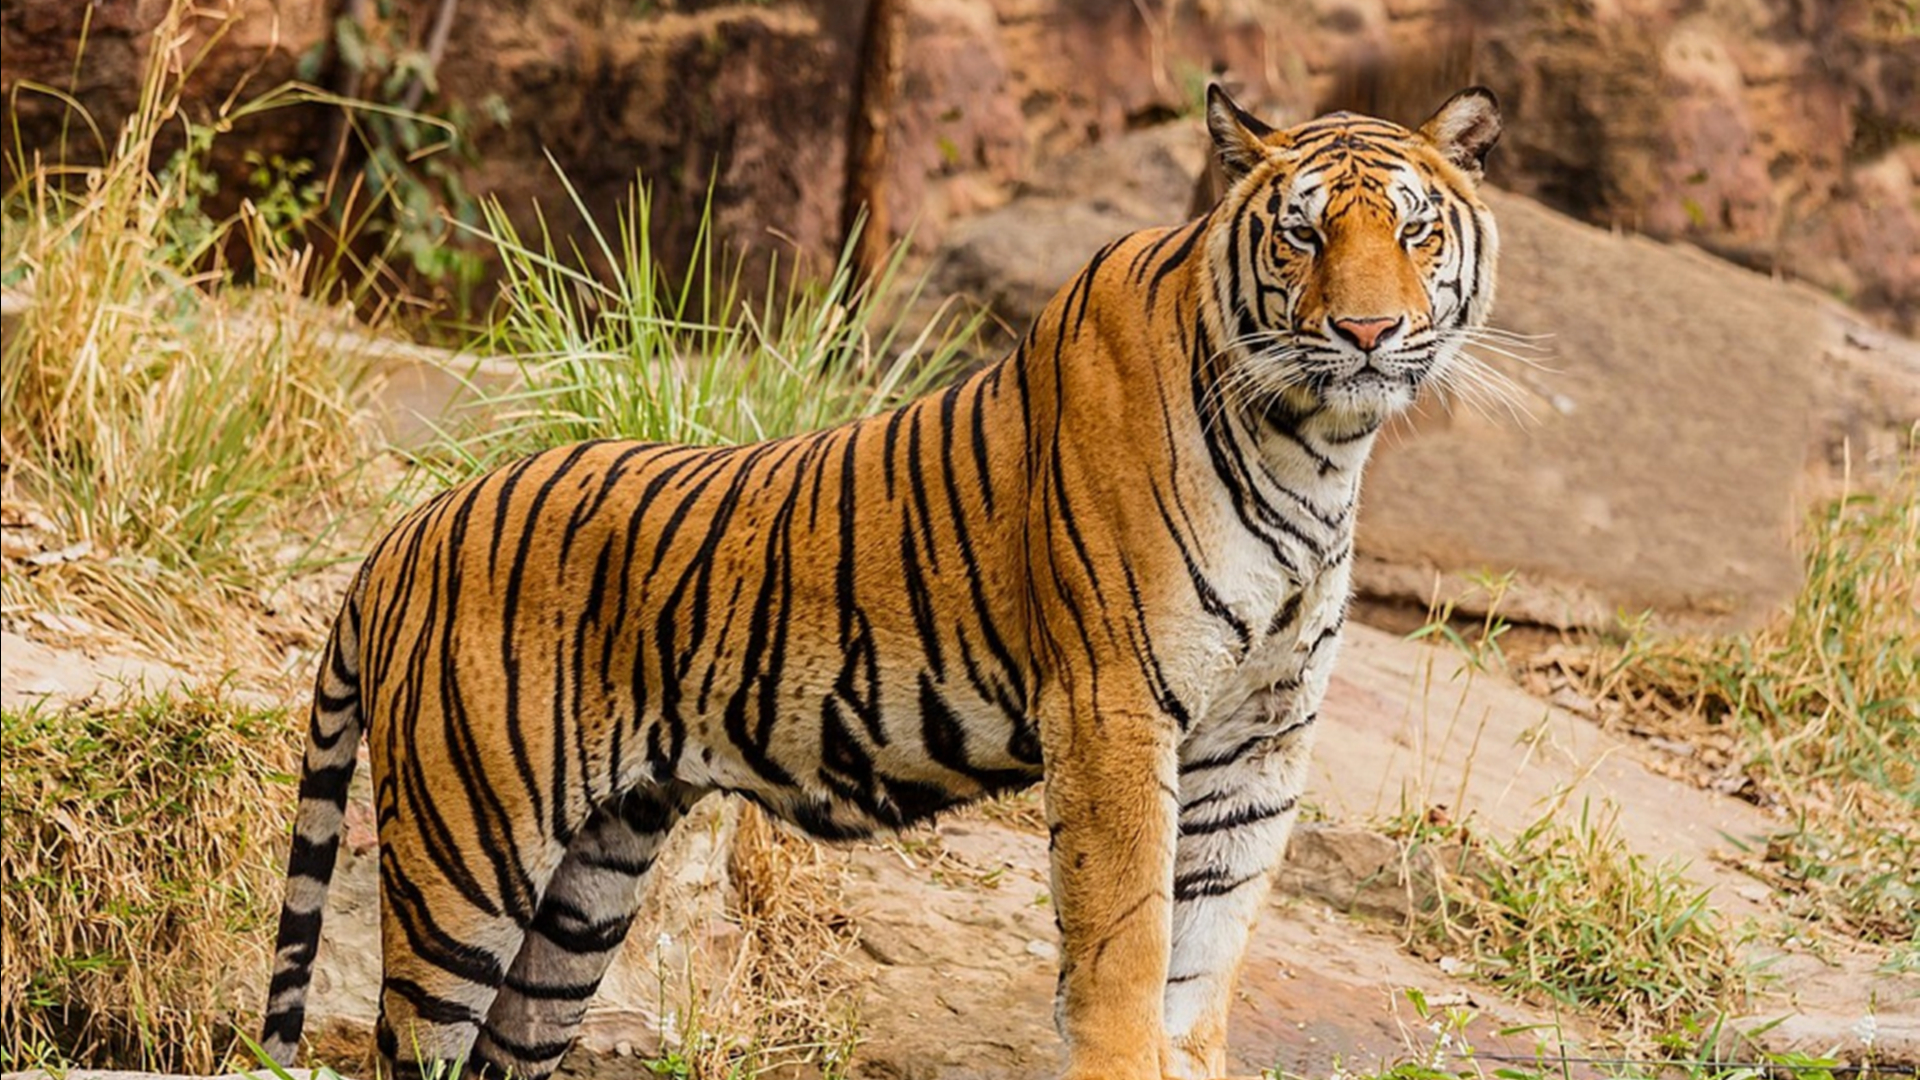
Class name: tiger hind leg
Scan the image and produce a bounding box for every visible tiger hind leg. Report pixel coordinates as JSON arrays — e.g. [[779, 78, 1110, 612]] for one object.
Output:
[[471, 784, 705, 1080], [373, 837, 540, 1078]]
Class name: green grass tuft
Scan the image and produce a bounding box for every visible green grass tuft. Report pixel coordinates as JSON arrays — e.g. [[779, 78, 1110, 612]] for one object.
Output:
[[1402, 801, 1746, 1040], [1556, 465, 1919, 946], [411, 164, 980, 486], [1, 2, 381, 658]]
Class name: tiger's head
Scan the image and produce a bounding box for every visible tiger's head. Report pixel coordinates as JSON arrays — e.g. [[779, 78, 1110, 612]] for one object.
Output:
[[1202, 85, 1502, 422]]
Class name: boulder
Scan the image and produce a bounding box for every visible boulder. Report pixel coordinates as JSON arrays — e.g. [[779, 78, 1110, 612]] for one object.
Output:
[[928, 122, 1208, 348]]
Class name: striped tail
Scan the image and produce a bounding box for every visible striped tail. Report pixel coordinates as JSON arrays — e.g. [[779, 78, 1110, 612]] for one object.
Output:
[[260, 587, 366, 1066]]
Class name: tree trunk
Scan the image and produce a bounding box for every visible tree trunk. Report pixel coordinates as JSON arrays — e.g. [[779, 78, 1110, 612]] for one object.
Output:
[[841, 0, 906, 292]]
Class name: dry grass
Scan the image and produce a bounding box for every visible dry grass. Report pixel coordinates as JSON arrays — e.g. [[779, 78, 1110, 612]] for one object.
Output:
[[1, 2, 386, 667], [968, 786, 1050, 835], [0, 688, 298, 1071], [1534, 462, 1919, 946], [637, 806, 863, 1079], [1384, 581, 1748, 1045]]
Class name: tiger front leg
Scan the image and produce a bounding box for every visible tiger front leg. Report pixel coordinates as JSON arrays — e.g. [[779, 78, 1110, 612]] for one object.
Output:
[[1042, 697, 1182, 1080], [1162, 684, 1319, 1079]]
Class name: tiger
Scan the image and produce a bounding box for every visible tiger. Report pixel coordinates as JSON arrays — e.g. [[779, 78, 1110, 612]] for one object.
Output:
[[260, 84, 1501, 1080]]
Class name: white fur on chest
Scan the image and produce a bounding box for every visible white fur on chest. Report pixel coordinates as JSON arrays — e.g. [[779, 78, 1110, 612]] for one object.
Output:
[[1161, 507, 1356, 738]]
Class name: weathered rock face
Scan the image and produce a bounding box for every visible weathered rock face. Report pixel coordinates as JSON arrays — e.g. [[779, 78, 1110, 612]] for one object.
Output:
[[1466, 0, 1919, 332], [3, 0, 1911, 327], [0, 0, 329, 175]]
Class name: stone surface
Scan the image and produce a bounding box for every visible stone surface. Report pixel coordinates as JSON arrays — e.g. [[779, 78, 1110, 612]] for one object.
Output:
[[1359, 188, 1823, 629], [1277, 822, 1446, 923], [4, 621, 1912, 1077], [4, 0, 1911, 328], [0, 630, 188, 709], [928, 122, 1208, 349]]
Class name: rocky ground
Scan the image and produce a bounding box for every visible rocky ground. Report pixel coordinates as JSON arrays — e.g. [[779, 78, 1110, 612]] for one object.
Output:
[[5, 622, 1915, 1078]]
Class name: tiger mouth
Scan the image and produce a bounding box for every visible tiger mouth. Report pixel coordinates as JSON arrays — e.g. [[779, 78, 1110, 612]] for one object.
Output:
[[1307, 358, 1428, 393]]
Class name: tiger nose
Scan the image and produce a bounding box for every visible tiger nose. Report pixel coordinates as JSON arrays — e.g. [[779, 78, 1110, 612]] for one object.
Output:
[[1330, 316, 1404, 353]]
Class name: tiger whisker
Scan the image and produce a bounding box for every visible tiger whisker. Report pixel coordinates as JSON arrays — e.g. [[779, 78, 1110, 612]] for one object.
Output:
[[1458, 325, 1554, 345], [1433, 352, 1535, 424], [1451, 331, 1557, 371]]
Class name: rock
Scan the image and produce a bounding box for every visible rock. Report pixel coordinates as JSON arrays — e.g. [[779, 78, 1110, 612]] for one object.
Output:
[[1276, 823, 1447, 923], [0, 631, 190, 709], [842, 813, 1587, 1079], [927, 122, 1207, 349], [1726, 1012, 1920, 1069], [1469, 0, 1917, 333], [1653, 21, 1774, 240], [885, 0, 1028, 253], [0, 0, 330, 197], [6, 1, 1910, 329], [1786, 143, 1920, 327]]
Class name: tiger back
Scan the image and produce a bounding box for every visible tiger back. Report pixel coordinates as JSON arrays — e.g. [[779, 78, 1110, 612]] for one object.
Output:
[[262, 84, 1501, 1080]]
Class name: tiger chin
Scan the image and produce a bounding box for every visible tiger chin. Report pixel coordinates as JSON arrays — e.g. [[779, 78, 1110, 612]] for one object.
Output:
[[261, 85, 1500, 1080]]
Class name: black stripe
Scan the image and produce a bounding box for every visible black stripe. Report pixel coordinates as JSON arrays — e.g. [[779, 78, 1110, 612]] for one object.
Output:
[[480, 1025, 575, 1064], [260, 1005, 305, 1045], [528, 897, 633, 955], [1173, 867, 1265, 901], [386, 976, 482, 1026], [267, 963, 313, 999], [285, 830, 341, 876], [502, 971, 604, 1002], [1179, 796, 1297, 836], [383, 852, 510, 985]]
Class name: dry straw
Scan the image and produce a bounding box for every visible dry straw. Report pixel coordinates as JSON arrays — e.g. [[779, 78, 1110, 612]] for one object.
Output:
[[0, 690, 298, 1071]]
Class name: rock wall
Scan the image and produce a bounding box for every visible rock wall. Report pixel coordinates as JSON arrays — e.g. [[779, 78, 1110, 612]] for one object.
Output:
[[3, 0, 1912, 327]]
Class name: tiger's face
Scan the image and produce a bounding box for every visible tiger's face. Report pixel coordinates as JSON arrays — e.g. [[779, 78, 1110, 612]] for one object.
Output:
[[1204, 87, 1502, 420]]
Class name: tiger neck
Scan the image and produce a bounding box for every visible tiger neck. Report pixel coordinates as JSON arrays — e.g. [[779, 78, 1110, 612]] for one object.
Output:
[[1246, 388, 1383, 494]]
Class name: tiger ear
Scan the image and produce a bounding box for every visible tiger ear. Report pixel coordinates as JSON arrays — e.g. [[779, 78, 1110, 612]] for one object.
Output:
[[1419, 87, 1502, 179], [1206, 84, 1278, 183]]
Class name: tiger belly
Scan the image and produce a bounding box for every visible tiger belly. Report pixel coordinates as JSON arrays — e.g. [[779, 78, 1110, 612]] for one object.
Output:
[[667, 670, 1046, 840]]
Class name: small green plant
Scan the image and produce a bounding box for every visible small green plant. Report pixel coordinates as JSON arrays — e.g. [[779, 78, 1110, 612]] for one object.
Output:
[[1406, 569, 1519, 675], [1402, 800, 1746, 1040], [1264, 992, 1894, 1080], [295, 1, 505, 316], [642, 1050, 698, 1079], [415, 163, 979, 486], [1553, 465, 1918, 947]]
